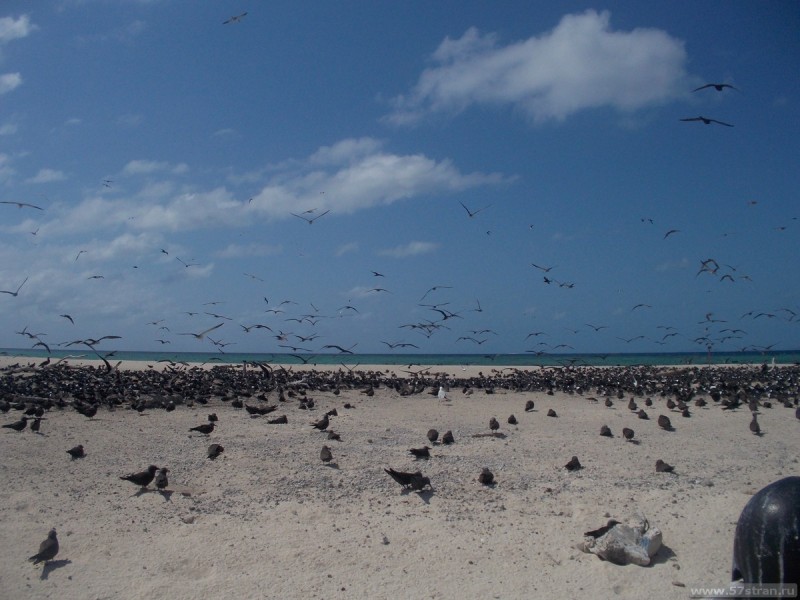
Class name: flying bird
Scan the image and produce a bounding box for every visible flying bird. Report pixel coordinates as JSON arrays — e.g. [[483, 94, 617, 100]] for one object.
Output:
[[692, 83, 738, 92], [0, 277, 28, 297], [459, 201, 492, 218], [680, 116, 733, 127], [0, 201, 43, 210], [178, 323, 224, 340], [222, 12, 248, 24], [291, 209, 330, 224], [60, 314, 74, 324], [663, 229, 680, 239]]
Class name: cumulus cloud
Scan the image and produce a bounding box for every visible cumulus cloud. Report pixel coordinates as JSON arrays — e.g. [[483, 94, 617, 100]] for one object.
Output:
[[379, 241, 439, 258], [247, 137, 508, 218], [386, 10, 688, 125], [335, 242, 359, 257], [25, 168, 66, 184], [0, 15, 36, 45], [0, 72, 22, 94]]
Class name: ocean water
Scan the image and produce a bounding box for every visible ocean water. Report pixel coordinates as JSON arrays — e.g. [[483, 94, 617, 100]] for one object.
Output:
[[2, 348, 799, 367]]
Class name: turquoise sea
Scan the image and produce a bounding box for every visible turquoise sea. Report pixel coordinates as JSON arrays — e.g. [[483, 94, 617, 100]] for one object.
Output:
[[3, 348, 799, 367]]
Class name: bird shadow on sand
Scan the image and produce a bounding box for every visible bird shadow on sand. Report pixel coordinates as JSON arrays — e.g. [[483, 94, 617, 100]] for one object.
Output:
[[158, 489, 174, 502], [323, 462, 340, 470], [40, 559, 71, 580], [471, 432, 508, 440], [401, 489, 435, 504]]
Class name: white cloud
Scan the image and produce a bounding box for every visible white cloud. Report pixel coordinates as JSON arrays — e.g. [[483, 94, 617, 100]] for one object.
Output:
[[25, 168, 66, 184], [123, 159, 170, 175], [0, 123, 17, 135], [0, 15, 36, 45], [216, 243, 282, 259], [379, 241, 439, 258], [247, 137, 508, 218], [335, 242, 359, 257], [0, 72, 22, 95], [386, 10, 688, 125]]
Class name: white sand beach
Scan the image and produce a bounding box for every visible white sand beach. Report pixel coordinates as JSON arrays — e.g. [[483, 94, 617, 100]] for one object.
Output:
[[0, 358, 798, 599]]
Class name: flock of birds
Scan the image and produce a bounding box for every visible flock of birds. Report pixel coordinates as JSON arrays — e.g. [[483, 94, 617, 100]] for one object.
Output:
[[3, 355, 799, 567]]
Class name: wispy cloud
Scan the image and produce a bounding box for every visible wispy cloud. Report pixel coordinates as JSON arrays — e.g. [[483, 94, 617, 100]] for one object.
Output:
[[123, 159, 187, 176], [386, 10, 688, 125], [25, 168, 67, 184], [379, 241, 439, 258], [335, 242, 359, 257], [0, 72, 21, 95], [215, 243, 283, 259]]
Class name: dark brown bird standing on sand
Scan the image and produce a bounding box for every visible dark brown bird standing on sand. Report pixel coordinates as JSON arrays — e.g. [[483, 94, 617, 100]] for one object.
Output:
[[189, 422, 214, 435], [628, 398, 637, 411], [547, 408, 557, 417], [30, 417, 42, 433], [749, 414, 761, 436], [409, 446, 431, 459], [320, 445, 333, 463], [427, 429, 439, 443], [489, 417, 499, 432], [67, 444, 85, 459], [120, 465, 158, 488], [311, 414, 329, 431], [478, 467, 494, 485], [268, 415, 288, 424], [207, 444, 224, 460], [507, 414, 518, 425], [565, 456, 582, 471], [327, 431, 341, 441], [155, 467, 169, 490], [657, 415, 673, 431], [524, 400, 534, 412], [605, 398, 613, 408], [441, 430, 454, 444], [637, 409, 649, 420], [600, 425, 613, 437], [207, 413, 218, 422], [29, 528, 59, 564], [584, 520, 620, 538], [622, 427, 635, 441], [385, 468, 432, 491], [3, 416, 28, 431], [655, 459, 674, 473]]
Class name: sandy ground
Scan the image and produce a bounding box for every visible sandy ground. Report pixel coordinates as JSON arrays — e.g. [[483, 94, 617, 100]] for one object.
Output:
[[0, 359, 798, 599]]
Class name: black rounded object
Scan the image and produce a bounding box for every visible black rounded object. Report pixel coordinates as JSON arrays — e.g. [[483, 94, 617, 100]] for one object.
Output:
[[732, 476, 800, 586]]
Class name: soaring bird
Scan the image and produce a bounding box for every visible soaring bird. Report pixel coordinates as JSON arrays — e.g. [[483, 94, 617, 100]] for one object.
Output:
[[459, 201, 492, 218], [1, 201, 43, 210], [28, 529, 59, 564], [680, 116, 733, 127], [692, 83, 738, 92], [222, 12, 247, 24], [120, 465, 158, 488], [291, 209, 330, 224], [384, 468, 432, 491], [0, 277, 28, 297], [177, 323, 224, 340]]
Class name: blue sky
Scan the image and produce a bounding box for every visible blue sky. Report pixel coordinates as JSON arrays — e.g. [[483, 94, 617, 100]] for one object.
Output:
[[1, 1, 798, 356]]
